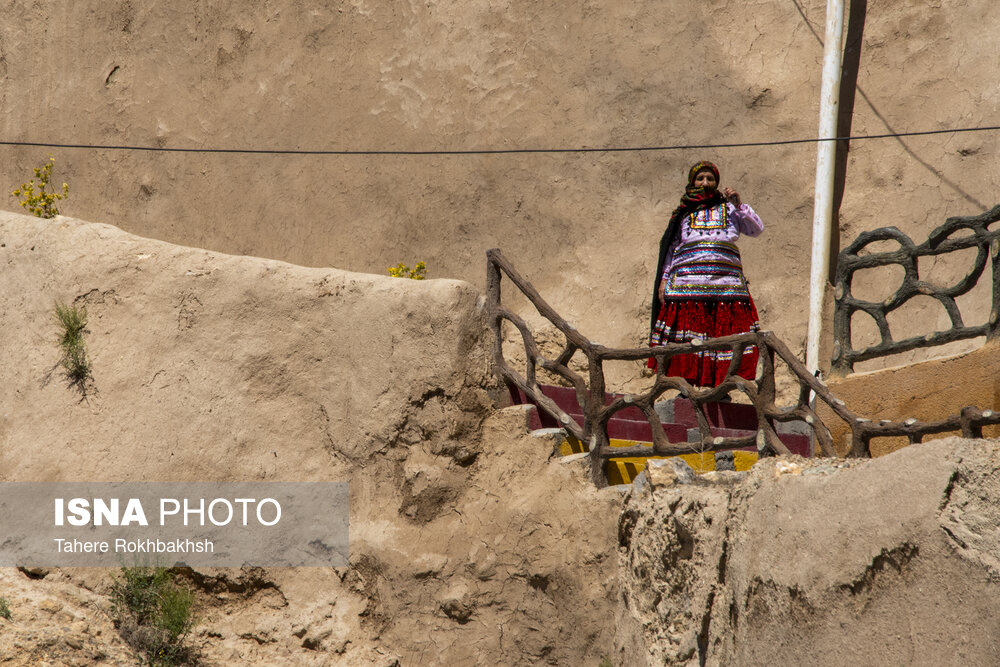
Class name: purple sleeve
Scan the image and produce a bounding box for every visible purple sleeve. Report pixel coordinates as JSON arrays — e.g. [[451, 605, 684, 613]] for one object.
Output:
[[661, 237, 681, 281], [729, 202, 763, 237]]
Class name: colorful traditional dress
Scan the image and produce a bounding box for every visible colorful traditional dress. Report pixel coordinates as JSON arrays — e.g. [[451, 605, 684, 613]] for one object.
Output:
[[648, 166, 763, 386]]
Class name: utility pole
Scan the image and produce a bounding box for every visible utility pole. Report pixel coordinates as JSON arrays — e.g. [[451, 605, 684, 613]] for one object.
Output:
[[807, 0, 846, 376]]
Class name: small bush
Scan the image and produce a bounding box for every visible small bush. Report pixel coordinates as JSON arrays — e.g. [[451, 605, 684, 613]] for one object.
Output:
[[109, 566, 196, 666], [156, 586, 196, 644], [12, 157, 69, 218], [54, 302, 91, 386], [0, 597, 11, 620], [387, 261, 427, 280]]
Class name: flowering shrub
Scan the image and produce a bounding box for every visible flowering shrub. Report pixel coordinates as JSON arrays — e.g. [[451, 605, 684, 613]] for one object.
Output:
[[388, 261, 427, 280], [12, 157, 69, 218]]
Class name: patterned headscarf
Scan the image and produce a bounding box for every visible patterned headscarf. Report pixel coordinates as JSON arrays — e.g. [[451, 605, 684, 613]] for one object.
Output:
[[680, 161, 722, 212], [687, 161, 720, 186]]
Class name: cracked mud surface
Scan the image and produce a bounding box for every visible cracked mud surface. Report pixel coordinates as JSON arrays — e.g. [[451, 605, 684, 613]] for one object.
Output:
[[617, 438, 1000, 666]]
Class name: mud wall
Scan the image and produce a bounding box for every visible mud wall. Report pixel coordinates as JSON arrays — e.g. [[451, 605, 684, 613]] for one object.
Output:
[[1, 0, 997, 378]]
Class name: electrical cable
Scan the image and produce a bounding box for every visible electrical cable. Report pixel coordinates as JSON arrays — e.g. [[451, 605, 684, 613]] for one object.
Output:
[[0, 124, 998, 156]]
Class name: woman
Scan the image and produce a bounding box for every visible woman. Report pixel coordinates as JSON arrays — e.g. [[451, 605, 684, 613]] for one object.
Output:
[[648, 161, 763, 386]]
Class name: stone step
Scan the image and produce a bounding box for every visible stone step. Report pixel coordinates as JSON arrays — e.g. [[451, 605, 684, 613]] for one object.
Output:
[[553, 434, 762, 485], [606, 451, 761, 485]]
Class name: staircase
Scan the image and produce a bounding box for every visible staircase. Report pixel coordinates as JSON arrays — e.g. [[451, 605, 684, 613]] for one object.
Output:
[[510, 384, 812, 484]]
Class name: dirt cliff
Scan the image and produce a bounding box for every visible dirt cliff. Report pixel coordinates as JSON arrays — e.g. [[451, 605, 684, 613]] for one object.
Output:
[[618, 439, 1000, 666], [0, 212, 636, 665]]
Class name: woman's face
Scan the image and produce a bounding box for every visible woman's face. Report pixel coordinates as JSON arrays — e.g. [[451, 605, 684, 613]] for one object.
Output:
[[693, 170, 718, 190]]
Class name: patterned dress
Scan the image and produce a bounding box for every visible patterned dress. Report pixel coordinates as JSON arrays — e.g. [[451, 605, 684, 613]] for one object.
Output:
[[648, 201, 763, 386]]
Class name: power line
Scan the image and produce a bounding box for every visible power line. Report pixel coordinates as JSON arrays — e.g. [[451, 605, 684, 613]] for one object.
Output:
[[1, 124, 998, 156]]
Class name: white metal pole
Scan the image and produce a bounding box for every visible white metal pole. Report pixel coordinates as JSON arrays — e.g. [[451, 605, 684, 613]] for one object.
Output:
[[807, 0, 846, 375]]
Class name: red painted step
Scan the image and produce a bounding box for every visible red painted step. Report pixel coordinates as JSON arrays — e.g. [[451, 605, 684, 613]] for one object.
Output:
[[607, 419, 690, 443], [705, 427, 811, 458], [510, 385, 646, 423]]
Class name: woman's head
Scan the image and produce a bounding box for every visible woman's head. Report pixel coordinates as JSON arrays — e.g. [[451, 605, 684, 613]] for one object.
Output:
[[687, 161, 720, 191], [666, 160, 725, 240]]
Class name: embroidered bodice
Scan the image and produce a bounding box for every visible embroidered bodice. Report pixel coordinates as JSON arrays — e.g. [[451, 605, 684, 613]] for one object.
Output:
[[660, 202, 763, 300]]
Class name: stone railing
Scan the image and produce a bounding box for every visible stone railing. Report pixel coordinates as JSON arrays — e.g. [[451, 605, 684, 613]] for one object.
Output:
[[832, 204, 1000, 375]]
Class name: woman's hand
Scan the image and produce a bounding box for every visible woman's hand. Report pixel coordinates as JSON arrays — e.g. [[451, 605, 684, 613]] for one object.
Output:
[[722, 187, 740, 207]]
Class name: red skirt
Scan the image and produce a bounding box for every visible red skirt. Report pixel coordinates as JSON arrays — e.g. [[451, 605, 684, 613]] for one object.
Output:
[[647, 299, 760, 387]]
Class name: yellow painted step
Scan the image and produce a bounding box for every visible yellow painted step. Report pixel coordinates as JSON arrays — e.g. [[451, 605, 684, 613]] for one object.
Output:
[[559, 434, 758, 485]]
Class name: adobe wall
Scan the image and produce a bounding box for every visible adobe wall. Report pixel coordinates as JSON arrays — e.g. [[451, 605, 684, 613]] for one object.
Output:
[[1, 1, 997, 387]]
